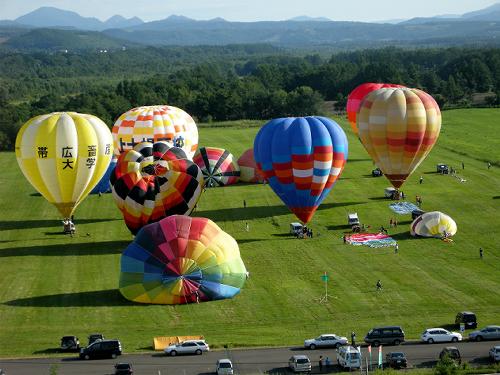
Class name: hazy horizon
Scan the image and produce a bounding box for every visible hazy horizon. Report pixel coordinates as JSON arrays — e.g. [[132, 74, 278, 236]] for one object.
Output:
[[0, 0, 498, 23]]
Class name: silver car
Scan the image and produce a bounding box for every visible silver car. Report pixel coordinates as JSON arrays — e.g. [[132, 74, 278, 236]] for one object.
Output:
[[304, 334, 348, 349], [469, 325, 500, 341], [164, 340, 209, 356], [490, 346, 500, 362]]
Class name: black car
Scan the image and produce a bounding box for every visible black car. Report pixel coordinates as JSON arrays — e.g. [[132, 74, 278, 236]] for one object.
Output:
[[411, 209, 425, 220], [386, 352, 408, 369], [439, 347, 461, 364], [365, 326, 405, 346], [80, 339, 122, 360], [455, 311, 477, 329], [60, 336, 80, 351], [372, 168, 383, 177], [114, 363, 133, 375], [88, 333, 104, 346]]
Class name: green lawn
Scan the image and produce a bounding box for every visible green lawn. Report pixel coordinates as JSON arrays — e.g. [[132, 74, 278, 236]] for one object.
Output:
[[0, 109, 499, 357]]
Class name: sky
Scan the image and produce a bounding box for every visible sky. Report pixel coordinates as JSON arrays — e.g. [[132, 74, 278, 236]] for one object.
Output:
[[0, 0, 498, 22]]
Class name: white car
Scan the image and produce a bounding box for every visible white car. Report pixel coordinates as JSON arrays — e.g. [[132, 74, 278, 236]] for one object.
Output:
[[490, 346, 500, 362], [216, 358, 234, 375], [421, 328, 462, 344], [304, 333, 348, 349], [164, 340, 209, 356]]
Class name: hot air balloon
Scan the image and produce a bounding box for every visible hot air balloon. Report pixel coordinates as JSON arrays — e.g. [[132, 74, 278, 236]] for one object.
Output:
[[110, 141, 203, 234], [112, 105, 198, 159], [254, 116, 348, 224], [119, 215, 247, 305], [90, 156, 117, 194], [193, 147, 240, 187], [237, 148, 265, 183], [357, 87, 441, 189], [347, 83, 403, 134], [15, 112, 113, 219], [410, 211, 457, 238]]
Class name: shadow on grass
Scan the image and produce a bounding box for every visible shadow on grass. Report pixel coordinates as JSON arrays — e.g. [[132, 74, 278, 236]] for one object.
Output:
[[368, 197, 389, 201], [348, 158, 372, 163], [195, 202, 365, 222], [493, 196, 500, 199], [0, 240, 130, 257], [416, 360, 437, 368], [5, 289, 136, 307], [389, 232, 414, 241], [237, 238, 267, 244], [29, 192, 42, 197], [0, 218, 119, 231], [271, 233, 293, 238], [327, 224, 351, 231]]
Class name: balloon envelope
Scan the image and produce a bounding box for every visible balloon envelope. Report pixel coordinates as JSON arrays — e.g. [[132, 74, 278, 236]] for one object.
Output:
[[193, 147, 240, 187], [237, 148, 265, 183], [90, 156, 117, 194], [410, 211, 457, 238], [15, 112, 113, 218], [112, 105, 198, 159], [347, 83, 403, 134], [254, 116, 348, 223], [119, 215, 247, 305], [110, 141, 203, 234], [357, 88, 441, 189]]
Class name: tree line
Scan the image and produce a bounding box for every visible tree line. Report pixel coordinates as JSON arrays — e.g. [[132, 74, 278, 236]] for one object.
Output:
[[1, 46, 500, 150]]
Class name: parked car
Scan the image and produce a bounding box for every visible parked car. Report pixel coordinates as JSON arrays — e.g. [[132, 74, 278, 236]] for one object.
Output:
[[384, 187, 397, 199], [88, 333, 104, 346], [80, 339, 122, 360], [385, 352, 408, 369], [489, 346, 500, 362], [455, 311, 477, 329], [364, 326, 405, 346], [469, 325, 500, 341], [372, 168, 383, 177], [290, 222, 303, 236], [216, 359, 234, 375], [436, 164, 449, 174], [337, 346, 361, 369], [164, 340, 209, 356], [114, 363, 133, 375], [60, 336, 80, 351], [288, 355, 311, 373], [439, 347, 461, 364], [411, 209, 425, 220], [421, 328, 462, 344], [304, 333, 348, 350], [348, 213, 361, 232]]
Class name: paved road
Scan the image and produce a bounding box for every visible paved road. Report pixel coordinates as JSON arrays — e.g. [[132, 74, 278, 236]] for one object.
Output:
[[0, 340, 498, 375]]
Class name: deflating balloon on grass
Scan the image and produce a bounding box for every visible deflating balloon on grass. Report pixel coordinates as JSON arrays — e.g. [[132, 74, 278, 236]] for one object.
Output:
[[410, 211, 457, 238], [119, 215, 247, 305]]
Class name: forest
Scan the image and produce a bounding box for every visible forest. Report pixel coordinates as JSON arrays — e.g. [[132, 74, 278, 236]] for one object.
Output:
[[1, 46, 499, 150]]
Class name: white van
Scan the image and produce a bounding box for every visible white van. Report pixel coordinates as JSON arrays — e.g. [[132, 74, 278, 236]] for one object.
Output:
[[216, 358, 233, 375], [337, 346, 361, 369], [288, 355, 312, 373]]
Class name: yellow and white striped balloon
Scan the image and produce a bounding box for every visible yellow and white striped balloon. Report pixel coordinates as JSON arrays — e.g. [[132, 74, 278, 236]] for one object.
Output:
[[15, 112, 113, 218], [410, 211, 457, 238]]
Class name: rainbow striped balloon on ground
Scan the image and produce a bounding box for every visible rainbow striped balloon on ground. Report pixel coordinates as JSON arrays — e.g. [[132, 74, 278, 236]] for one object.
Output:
[[119, 215, 247, 305], [110, 141, 203, 234], [112, 105, 198, 159], [254, 116, 348, 224], [193, 147, 240, 187]]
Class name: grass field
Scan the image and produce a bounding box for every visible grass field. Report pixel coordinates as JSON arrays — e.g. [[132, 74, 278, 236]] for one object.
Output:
[[0, 109, 499, 357]]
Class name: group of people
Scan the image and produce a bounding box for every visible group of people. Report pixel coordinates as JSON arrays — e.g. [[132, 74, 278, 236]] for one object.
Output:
[[415, 195, 423, 207], [295, 226, 313, 239], [389, 218, 398, 227], [318, 355, 333, 371], [62, 218, 75, 236]]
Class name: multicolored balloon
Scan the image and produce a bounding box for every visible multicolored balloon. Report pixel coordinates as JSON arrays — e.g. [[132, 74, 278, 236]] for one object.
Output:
[[112, 105, 198, 159], [90, 156, 117, 194], [15, 112, 113, 218], [347, 83, 403, 134], [193, 147, 240, 187], [119, 215, 247, 305], [254, 116, 348, 224], [237, 148, 265, 183], [110, 141, 203, 234], [410, 211, 457, 238], [357, 87, 441, 189]]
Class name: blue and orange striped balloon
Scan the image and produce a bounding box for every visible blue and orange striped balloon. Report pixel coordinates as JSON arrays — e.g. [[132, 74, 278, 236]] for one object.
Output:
[[254, 117, 348, 223]]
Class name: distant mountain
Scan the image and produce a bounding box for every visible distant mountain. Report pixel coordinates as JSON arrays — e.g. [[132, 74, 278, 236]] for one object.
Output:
[[289, 16, 332, 22], [104, 15, 143, 29], [401, 2, 500, 24]]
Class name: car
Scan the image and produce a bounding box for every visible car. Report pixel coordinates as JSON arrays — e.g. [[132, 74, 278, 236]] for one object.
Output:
[[348, 213, 361, 232], [290, 222, 303, 236], [421, 328, 462, 344], [364, 326, 405, 346], [436, 164, 449, 174], [288, 355, 311, 373], [489, 346, 500, 362], [216, 359, 234, 375], [304, 333, 348, 350], [385, 352, 408, 369], [469, 325, 500, 341], [79, 339, 122, 360], [411, 209, 425, 220], [60, 336, 80, 351], [114, 363, 133, 375], [337, 346, 361, 369], [372, 168, 383, 177], [384, 187, 397, 199], [164, 340, 209, 356], [88, 333, 104, 346], [455, 311, 477, 329], [439, 347, 461, 364]]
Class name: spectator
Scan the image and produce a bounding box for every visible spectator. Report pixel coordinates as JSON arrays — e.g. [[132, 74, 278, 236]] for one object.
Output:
[[319, 356, 323, 372], [479, 247, 483, 259], [395, 243, 399, 254], [419, 176, 423, 184], [376, 280, 382, 291]]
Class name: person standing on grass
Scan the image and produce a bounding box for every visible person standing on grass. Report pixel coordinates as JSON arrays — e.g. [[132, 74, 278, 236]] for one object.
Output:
[[419, 176, 423, 184], [376, 280, 382, 291], [479, 247, 483, 259], [395, 243, 399, 254], [351, 331, 356, 347], [462, 161, 465, 169], [488, 162, 491, 170], [243, 199, 247, 208]]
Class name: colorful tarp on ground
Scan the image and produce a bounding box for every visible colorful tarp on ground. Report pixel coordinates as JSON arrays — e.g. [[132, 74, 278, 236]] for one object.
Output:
[[389, 202, 420, 215], [346, 233, 397, 248]]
